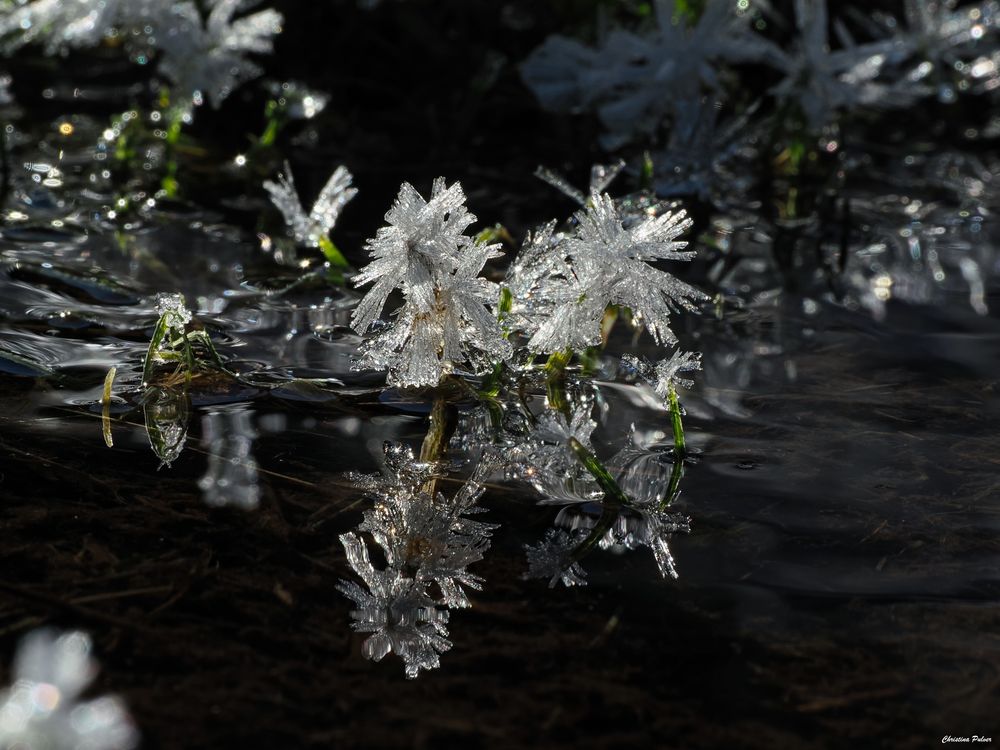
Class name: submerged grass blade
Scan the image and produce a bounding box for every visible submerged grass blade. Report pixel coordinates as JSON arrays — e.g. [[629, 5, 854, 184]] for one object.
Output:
[[568, 437, 628, 506], [566, 437, 627, 568], [663, 458, 684, 510], [101, 366, 116, 448]]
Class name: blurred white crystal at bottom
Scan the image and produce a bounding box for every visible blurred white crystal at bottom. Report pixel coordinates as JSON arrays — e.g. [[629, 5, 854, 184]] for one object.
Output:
[[0, 629, 138, 750]]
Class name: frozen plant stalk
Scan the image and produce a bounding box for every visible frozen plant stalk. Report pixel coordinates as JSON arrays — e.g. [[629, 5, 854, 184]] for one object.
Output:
[[351, 178, 512, 388]]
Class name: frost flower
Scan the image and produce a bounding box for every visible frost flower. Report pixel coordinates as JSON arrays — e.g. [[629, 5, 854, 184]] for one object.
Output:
[[0, 0, 161, 54], [0, 1, 282, 108], [264, 161, 357, 251], [351, 179, 512, 388], [527, 191, 706, 354], [0, 629, 138, 750], [880, 0, 1000, 101]]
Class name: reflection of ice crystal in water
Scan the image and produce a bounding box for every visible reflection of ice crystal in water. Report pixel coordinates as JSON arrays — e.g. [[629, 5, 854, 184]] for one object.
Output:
[[337, 532, 452, 679], [524, 528, 589, 588], [198, 406, 260, 511], [605, 433, 691, 578], [0, 629, 138, 750], [338, 445, 500, 676], [346, 441, 444, 500], [356, 446, 498, 609], [143, 388, 189, 468], [521, 424, 692, 585], [508, 399, 602, 505]]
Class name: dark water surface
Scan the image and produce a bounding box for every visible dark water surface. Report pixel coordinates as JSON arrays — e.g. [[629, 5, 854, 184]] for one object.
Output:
[[2, 217, 999, 749]]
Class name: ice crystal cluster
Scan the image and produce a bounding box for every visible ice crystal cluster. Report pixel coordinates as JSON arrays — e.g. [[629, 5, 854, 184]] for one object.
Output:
[[338, 169, 705, 389], [0, 629, 137, 750], [519, 190, 706, 353], [877, 0, 1000, 101], [350, 179, 512, 388], [264, 162, 357, 251], [337, 443, 498, 677], [0, 0, 282, 108], [761, 0, 922, 129], [624, 350, 703, 400]]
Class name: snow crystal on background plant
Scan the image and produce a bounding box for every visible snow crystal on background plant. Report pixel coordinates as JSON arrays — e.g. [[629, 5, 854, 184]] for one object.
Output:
[[0, 629, 138, 750], [156, 0, 283, 109], [654, 96, 760, 204], [0, 0, 162, 54], [0, 0, 282, 111], [864, 0, 1000, 101], [350, 178, 512, 388], [521, 0, 771, 148], [760, 0, 925, 129]]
